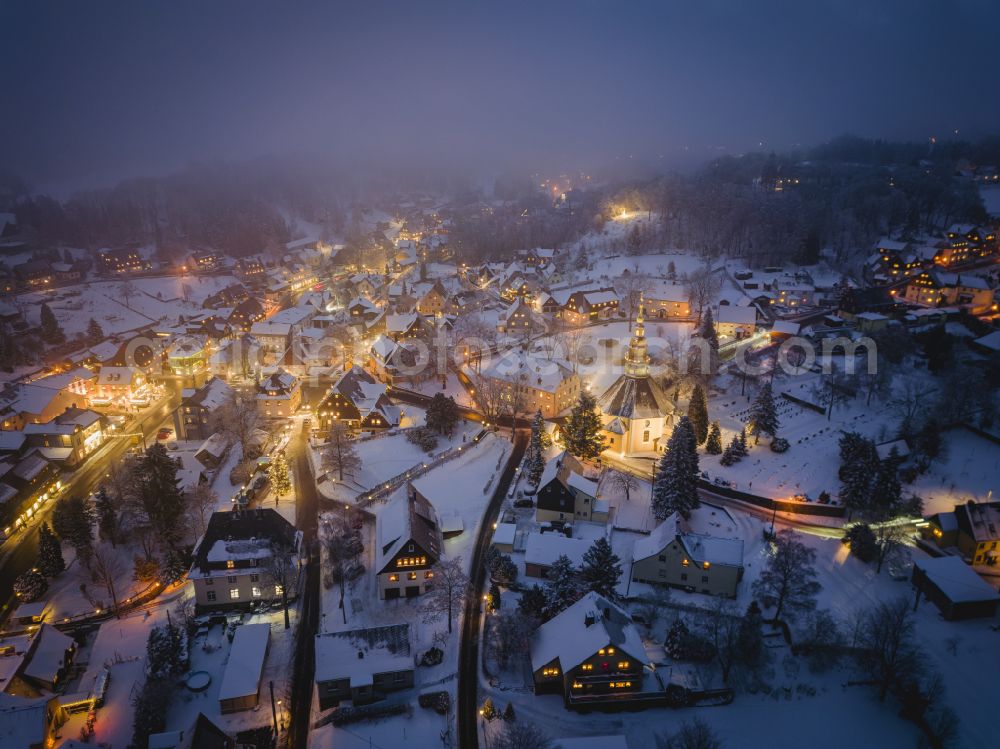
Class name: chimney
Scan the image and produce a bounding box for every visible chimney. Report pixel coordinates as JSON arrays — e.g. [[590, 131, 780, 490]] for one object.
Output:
[[357, 650, 364, 659], [584, 613, 595, 627]]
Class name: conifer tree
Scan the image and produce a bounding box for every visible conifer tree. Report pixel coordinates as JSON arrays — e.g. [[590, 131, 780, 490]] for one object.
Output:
[[735, 428, 749, 457], [687, 384, 709, 445], [748, 383, 780, 443], [580, 537, 622, 599], [705, 421, 723, 455], [93, 487, 119, 546], [720, 441, 737, 466], [39, 303, 65, 345], [86, 318, 104, 344], [134, 444, 186, 544], [564, 391, 604, 461], [37, 522, 65, 577], [269, 452, 291, 500], [544, 554, 584, 616], [652, 416, 701, 521], [526, 410, 546, 487]]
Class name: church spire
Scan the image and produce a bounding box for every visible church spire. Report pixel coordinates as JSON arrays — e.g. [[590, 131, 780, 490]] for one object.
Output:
[[624, 293, 650, 377]]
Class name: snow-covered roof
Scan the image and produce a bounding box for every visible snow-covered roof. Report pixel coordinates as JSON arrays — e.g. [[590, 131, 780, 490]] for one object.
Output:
[[314, 624, 411, 686], [491, 523, 516, 546], [914, 556, 1000, 603], [96, 366, 140, 386], [855, 312, 889, 321], [524, 532, 591, 569], [974, 330, 1000, 352], [530, 592, 646, 673], [632, 515, 680, 562], [771, 320, 800, 335], [566, 471, 597, 497], [21, 624, 74, 685], [217, 623, 270, 701], [679, 532, 744, 568], [716, 305, 757, 325], [0, 694, 51, 748], [553, 737, 629, 749], [481, 349, 575, 393]]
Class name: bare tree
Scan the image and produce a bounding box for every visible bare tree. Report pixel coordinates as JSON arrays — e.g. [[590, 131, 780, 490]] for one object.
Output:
[[614, 271, 649, 331], [685, 267, 720, 325], [493, 722, 552, 749], [706, 598, 742, 684], [474, 374, 508, 431], [421, 556, 469, 634], [489, 608, 532, 670], [607, 469, 639, 502], [752, 529, 821, 622], [854, 597, 922, 702], [212, 389, 261, 477], [186, 484, 218, 537], [323, 422, 361, 481], [658, 718, 722, 749], [266, 541, 298, 630], [90, 543, 125, 618], [118, 280, 139, 311]]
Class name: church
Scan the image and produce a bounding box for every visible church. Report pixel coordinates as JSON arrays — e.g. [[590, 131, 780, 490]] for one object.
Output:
[[596, 296, 674, 456]]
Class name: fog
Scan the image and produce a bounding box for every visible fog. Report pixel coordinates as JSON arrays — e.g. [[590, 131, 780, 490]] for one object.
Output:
[[2, 0, 999, 193]]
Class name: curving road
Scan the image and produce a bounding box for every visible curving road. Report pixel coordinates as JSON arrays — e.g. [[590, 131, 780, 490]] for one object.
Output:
[[457, 429, 528, 749]]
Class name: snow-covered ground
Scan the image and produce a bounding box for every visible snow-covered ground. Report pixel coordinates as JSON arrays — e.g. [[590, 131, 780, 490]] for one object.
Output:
[[23, 274, 243, 338], [980, 184, 1000, 218]]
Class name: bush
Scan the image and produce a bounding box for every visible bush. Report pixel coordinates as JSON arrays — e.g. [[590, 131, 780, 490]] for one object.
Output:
[[489, 553, 518, 585], [418, 690, 450, 714], [664, 619, 716, 663], [419, 646, 443, 666], [13, 570, 47, 601], [770, 437, 790, 453], [817, 490, 831, 504], [842, 523, 878, 563], [406, 426, 439, 453]]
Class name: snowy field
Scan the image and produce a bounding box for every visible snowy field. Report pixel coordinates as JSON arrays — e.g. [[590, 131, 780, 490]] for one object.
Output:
[[909, 427, 1000, 515], [22, 274, 244, 337]]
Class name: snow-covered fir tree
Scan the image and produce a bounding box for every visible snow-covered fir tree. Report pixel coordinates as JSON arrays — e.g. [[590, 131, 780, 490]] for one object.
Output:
[[705, 421, 723, 454], [564, 391, 604, 461], [580, 537, 622, 599], [544, 554, 584, 616], [37, 522, 65, 577], [748, 383, 780, 443], [687, 383, 709, 445], [652, 416, 701, 521], [526, 409, 546, 487]]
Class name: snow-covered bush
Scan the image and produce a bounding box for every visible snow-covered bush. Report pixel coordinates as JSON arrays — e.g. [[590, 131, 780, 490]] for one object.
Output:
[[13, 570, 47, 601], [770, 437, 790, 453], [406, 426, 439, 453]]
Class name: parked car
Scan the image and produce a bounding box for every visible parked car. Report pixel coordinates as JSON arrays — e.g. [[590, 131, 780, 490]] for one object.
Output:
[[252, 475, 268, 491], [713, 477, 731, 488], [156, 427, 173, 440], [513, 497, 534, 508]]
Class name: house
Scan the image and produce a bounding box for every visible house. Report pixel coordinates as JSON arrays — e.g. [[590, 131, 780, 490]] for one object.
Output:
[[228, 297, 265, 332], [644, 279, 691, 319], [854, 312, 891, 333], [18, 624, 76, 692], [256, 369, 301, 419], [497, 298, 536, 336], [524, 532, 592, 579], [174, 377, 233, 441], [203, 283, 249, 310], [97, 248, 146, 275], [13, 260, 53, 289], [22, 407, 105, 467], [148, 713, 234, 749], [188, 509, 303, 612], [903, 270, 993, 314], [479, 349, 581, 419], [367, 335, 420, 385], [235, 257, 266, 281], [490, 523, 516, 554], [561, 289, 619, 325], [415, 281, 449, 316], [534, 452, 606, 523], [375, 487, 443, 599], [912, 556, 1000, 620], [384, 313, 423, 342], [93, 365, 144, 407], [530, 592, 646, 703], [630, 510, 745, 598], [0, 370, 94, 430], [316, 366, 400, 433], [217, 623, 271, 713], [715, 305, 757, 340], [0, 694, 65, 749], [314, 624, 413, 709], [924, 500, 1000, 564], [1, 454, 59, 535], [167, 337, 209, 381], [186, 250, 223, 273]]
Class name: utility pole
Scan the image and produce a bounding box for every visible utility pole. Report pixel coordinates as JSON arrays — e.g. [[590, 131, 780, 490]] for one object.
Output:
[[269, 680, 278, 737]]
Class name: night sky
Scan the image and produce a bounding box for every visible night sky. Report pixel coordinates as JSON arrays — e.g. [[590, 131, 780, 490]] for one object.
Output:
[[2, 0, 999, 192]]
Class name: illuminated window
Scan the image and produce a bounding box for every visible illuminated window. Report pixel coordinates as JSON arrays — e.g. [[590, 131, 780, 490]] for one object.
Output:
[[598, 648, 605, 655], [581, 663, 593, 671], [389, 574, 399, 582], [618, 661, 630, 669], [607, 647, 615, 655], [407, 572, 417, 581], [425, 571, 434, 579], [229, 589, 240, 600], [681, 558, 690, 567], [542, 667, 559, 677], [252, 586, 262, 597], [702, 561, 711, 569], [572, 681, 583, 689], [226, 560, 235, 569], [274, 584, 283, 596]]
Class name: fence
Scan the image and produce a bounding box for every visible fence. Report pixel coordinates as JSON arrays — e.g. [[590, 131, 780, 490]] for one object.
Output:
[[354, 430, 489, 507], [700, 480, 846, 518]]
